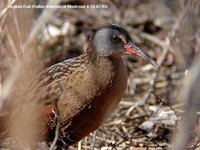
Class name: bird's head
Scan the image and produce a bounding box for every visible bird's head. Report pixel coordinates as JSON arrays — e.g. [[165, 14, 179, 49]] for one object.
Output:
[[90, 25, 159, 69]]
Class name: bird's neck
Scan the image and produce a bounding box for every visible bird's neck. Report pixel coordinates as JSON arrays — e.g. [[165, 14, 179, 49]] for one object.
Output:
[[78, 46, 125, 95], [83, 44, 98, 61]]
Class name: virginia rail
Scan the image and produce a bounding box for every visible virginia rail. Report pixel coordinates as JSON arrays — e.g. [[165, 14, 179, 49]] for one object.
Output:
[[1, 25, 159, 149]]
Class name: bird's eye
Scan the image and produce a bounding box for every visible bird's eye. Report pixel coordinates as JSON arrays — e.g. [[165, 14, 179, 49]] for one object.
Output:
[[111, 36, 122, 43]]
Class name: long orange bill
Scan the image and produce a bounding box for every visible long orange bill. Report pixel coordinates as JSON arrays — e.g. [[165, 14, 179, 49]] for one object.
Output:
[[124, 42, 159, 69]]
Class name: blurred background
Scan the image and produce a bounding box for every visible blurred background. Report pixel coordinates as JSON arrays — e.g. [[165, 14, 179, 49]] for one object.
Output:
[[0, 0, 200, 149]]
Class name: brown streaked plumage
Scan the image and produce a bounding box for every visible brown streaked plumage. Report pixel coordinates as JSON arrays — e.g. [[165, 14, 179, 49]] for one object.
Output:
[[0, 25, 159, 149]]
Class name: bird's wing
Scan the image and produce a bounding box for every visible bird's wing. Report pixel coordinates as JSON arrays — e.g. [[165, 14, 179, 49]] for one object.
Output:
[[32, 58, 77, 105]]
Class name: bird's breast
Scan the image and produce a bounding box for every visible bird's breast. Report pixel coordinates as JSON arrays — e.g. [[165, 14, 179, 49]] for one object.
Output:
[[93, 56, 128, 123], [58, 56, 128, 143]]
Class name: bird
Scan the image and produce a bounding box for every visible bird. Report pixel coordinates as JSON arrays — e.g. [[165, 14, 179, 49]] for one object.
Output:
[[0, 25, 159, 149]]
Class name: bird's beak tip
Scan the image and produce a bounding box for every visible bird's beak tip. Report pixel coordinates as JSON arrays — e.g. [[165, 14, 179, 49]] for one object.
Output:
[[152, 62, 160, 70], [124, 42, 159, 69]]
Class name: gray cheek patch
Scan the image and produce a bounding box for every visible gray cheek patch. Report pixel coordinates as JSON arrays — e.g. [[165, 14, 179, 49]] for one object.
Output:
[[92, 28, 126, 57], [93, 29, 113, 56]]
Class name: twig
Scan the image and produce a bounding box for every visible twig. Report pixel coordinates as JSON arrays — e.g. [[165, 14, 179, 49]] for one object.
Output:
[[78, 141, 81, 150], [149, 92, 163, 118], [49, 72, 63, 150], [151, 91, 178, 119], [49, 99, 60, 150], [92, 131, 96, 149], [141, 36, 170, 104]]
